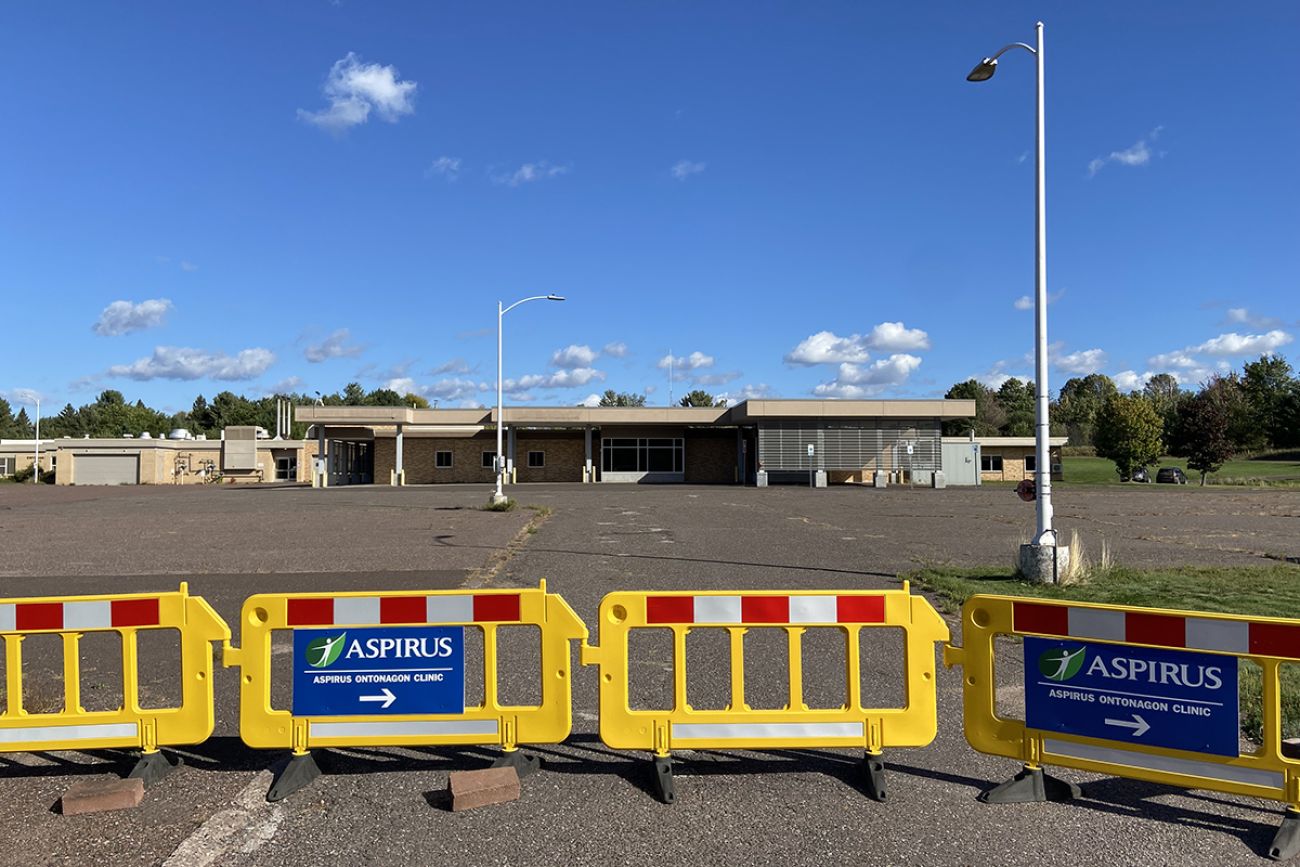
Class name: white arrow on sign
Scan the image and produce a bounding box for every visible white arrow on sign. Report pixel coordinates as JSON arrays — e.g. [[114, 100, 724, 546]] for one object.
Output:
[[360, 688, 396, 709], [1104, 714, 1150, 737]]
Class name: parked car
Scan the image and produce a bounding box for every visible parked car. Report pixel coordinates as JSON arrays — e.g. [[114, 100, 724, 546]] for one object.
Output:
[[1130, 467, 1151, 483], [1156, 467, 1188, 485]]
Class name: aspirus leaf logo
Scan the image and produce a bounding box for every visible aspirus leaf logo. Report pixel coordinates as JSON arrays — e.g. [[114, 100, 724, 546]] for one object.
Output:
[[1039, 646, 1087, 682], [306, 632, 347, 669]]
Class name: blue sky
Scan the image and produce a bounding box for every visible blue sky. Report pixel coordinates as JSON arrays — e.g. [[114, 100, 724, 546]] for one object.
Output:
[[3, 2, 1297, 414]]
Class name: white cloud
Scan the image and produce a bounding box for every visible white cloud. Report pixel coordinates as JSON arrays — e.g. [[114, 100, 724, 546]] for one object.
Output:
[[430, 358, 472, 375], [1224, 307, 1284, 329], [785, 331, 871, 366], [494, 161, 568, 187], [1147, 350, 1203, 370], [551, 344, 599, 368], [1088, 126, 1163, 177], [1111, 370, 1144, 391], [866, 321, 931, 352], [657, 351, 714, 371], [716, 383, 773, 404], [1194, 330, 1293, 356], [179, 260, 199, 272], [812, 354, 923, 398], [4, 387, 42, 404], [93, 299, 173, 336], [671, 159, 706, 180], [265, 376, 304, 395], [785, 322, 930, 365], [108, 347, 275, 381], [298, 52, 417, 133], [1054, 348, 1108, 375], [392, 377, 484, 403], [505, 368, 605, 390], [579, 393, 602, 407], [304, 329, 364, 363], [1014, 288, 1065, 310], [602, 341, 628, 358], [425, 156, 462, 181], [692, 370, 741, 386]]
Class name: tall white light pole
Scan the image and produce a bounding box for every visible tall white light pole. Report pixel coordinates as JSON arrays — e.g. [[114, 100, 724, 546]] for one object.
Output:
[[494, 293, 565, 504], [33, 397, 41, 485], [968, 22, 1057, 552]]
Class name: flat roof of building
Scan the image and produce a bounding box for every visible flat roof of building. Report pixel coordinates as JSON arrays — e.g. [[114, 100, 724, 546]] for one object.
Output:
[[942, 436, 1069, 447], [294, 398, 977, 428]]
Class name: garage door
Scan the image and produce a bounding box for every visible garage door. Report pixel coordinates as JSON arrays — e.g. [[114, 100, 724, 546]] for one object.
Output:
[[74, 454, 139, 485]]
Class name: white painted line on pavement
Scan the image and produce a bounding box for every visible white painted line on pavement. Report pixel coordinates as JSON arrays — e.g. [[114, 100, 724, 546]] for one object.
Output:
[[162, 771, 283, 867]]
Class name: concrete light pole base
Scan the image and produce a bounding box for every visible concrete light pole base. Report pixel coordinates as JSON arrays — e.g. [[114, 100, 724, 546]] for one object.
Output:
[[1018, 542, 1070, 584]]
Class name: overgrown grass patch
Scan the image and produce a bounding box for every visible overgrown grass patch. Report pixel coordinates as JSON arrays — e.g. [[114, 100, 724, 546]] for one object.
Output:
[[906, 563, 1300, 739]]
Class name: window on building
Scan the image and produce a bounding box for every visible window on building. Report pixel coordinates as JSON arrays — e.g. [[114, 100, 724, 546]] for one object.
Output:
[[0, 457, 13, 476], [482, 451, 496, 469], [1024, 455, 1036, 473], [436, 451, 453, 468], [981, 455, 1004, 472], [528, 451, 545, 468], [601, 437, 684, 473]]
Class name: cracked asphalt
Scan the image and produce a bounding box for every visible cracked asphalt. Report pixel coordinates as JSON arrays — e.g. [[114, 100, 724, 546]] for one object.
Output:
[[1, 481, 1298, 865]]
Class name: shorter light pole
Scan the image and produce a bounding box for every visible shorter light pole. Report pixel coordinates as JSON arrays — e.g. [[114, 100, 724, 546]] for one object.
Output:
[[494, 293, 565, 504]]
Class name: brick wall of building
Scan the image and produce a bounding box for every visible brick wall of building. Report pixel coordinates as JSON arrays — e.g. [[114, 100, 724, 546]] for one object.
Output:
[[684, 432, 737, 483], [515, 432, 585, 483]]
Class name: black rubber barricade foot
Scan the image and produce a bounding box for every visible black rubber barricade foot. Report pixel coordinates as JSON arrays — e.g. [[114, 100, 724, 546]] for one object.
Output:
[[652, 755, 676, 805], [267, 752, 322, 802], [978, 765, 1080, 804], [126, 751, 181, 787], [490, 750, 541, 778], [1269, 808, 1300, 860], [863, 752, 887, 802]]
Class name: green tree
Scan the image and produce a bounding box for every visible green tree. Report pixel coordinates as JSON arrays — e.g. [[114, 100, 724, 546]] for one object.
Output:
[[1057, 374, 1118, 446], [1242, 354, 1296, 449], [942, 380, 1006, 436], [1094, 393, 1164, 481], [1178, 390, 1234, 485], [598, 389, 647, 407], [403, 393, 431, 409], [364, 388, 403, 406], [996, 378, 1035, 437], [342, 383, 367, 406], [13, 408, 34, 437], [1142, 373, 1182, 447], [1202, 374, 1263, 453], [678, 390, 723, 407], [0, 397, 16, 438]]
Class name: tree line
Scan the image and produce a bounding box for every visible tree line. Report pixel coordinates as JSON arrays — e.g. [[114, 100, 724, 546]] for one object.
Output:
[[944, 353, 1299, 484]]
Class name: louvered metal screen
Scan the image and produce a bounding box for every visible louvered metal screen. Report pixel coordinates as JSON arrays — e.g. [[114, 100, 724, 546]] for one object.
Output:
[[757, 420, 940, 471]]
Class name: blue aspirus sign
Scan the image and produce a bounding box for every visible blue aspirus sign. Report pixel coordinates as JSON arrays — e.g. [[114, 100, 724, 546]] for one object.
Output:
[[292, 626, 465, 717], [1024, 636, 1240, 757]]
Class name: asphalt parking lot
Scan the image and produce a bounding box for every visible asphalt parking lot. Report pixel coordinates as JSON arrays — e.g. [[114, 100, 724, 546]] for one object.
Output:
[[1, 481, 1299, 866]]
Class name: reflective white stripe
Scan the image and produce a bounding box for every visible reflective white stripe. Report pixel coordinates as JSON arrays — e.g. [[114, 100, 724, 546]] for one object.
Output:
[[0, 604, 14, 632], [64, 600, 112, 630], [1186, 618, 1249, 654], [334, 597, 380, 625], [310, 720, 499, 739], [694, 596, 741, 623], [1044, 738, 1283, 790], [427, 595, 473, 623], [788, 596, 837, 624], [1068, 607, 1125, 642], [673, 722, 864, 740], [0, 722, 138, 744]]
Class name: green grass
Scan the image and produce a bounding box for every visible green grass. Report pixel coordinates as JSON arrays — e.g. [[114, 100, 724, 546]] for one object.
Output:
[[906, 563, 1300, 739], [1060, 453, 1300, 487]]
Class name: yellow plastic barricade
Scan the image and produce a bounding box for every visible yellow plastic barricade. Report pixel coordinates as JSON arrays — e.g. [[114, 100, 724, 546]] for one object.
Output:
[[0, 583, 229, 783], [580, 583, 949, 802], [945, 594, 1300, 860], [225, 580, 587, 800]]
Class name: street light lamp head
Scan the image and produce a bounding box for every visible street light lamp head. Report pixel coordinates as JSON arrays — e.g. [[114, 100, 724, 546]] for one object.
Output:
[[546, 294, 566, 302], [967, 58, 997, 82]]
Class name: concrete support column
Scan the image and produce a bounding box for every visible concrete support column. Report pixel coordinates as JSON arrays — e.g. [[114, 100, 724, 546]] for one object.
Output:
[[584, 426, 593, 483], [506, 427, 516, 484], [315, 425, 327, 488], [393, 423, 405, 486]]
